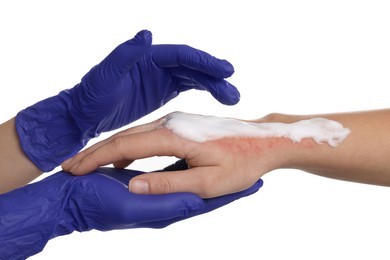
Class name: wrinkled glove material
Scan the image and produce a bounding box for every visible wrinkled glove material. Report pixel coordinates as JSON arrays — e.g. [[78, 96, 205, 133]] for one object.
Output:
[[0, 162, 262, 259], [16, 30, 239, 171]]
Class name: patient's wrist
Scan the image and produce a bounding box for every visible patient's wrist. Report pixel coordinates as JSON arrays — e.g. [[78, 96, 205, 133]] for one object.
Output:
[[250, 113, 351, 171]]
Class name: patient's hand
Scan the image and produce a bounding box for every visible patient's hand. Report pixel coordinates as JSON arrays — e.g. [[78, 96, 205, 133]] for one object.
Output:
[[62, 113, 297, 198]]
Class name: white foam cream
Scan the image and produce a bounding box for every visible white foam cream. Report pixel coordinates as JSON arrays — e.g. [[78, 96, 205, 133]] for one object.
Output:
[[163, 112, 351, 147]]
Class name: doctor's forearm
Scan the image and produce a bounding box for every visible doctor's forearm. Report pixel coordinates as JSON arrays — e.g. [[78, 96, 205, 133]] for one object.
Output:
[[0, 118, 41, 194], [261, 109, 390, 186]]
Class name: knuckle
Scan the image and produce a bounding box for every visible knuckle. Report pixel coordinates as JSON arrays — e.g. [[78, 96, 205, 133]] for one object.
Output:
[[263, 113, 284, 122], [110, 136, 125, 150]]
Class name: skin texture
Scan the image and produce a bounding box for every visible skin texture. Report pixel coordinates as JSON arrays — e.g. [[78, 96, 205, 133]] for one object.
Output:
[[0, 118, 41, 193], [62, 109, 390, 198]]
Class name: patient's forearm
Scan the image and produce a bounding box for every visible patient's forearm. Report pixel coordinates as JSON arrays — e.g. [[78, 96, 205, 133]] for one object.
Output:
[[0, 118, 41, 194], [261, 109, 390, 186]]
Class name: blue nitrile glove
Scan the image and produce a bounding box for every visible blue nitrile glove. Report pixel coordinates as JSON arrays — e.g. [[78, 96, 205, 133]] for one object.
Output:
[[0, 161, 263, 260], [16, 29, 239, 172], [148, 159, 264, 227]]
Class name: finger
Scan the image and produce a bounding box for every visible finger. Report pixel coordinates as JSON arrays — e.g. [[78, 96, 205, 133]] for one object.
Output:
[[91, 170, 205, 224], [67, 128, 186, 175], [171, 67, 240, 105], [104, 29, 152, 74], [151, 44, 234, 78], [120, 192, 205, 225], [128, 166, 240, 198], [61, 135, 116, 171], [144, 178, 264, 228], [61, 119, 163, 171]]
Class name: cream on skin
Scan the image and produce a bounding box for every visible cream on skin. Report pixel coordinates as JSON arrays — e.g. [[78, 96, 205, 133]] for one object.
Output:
[[163, 112, 351, 147]]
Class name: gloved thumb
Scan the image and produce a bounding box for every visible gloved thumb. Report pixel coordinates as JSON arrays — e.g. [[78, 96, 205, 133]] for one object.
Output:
[[104, 29, 152, 74]]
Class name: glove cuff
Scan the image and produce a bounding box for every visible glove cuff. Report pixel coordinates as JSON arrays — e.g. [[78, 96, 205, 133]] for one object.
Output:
[[15, 93, 88, 172]]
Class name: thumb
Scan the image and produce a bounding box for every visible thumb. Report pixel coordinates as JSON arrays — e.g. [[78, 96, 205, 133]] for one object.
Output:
[[128, 167, 222, 198], [104, 29, 152, 74]]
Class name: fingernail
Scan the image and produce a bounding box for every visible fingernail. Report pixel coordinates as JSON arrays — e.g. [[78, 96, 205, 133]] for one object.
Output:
[[61, 158, 72, 168], [129, 180, 149, 194], [69, 162, 80, 173]]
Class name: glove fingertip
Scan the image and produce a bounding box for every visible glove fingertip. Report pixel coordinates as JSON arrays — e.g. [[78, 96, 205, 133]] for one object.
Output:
[[252, 179, 264, 193], [179, 192, 205, 217], [134, 29, 153, 47], [219, 59, 235, 78], [215, 82, 241, 105], [103, 29, 153, 74]]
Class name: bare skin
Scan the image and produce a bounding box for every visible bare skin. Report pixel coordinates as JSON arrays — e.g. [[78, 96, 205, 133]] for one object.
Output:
[[61, 109, 390, 198], [0, 118, 42, 193]]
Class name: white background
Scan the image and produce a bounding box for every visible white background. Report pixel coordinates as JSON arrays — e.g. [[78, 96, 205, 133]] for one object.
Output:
[[1, 0, 390, 259]]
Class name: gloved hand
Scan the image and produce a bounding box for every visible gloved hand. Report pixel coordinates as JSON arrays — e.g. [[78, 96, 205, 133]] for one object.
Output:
[[16, 29, 239, 172], [0, 160, 263, 260]]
